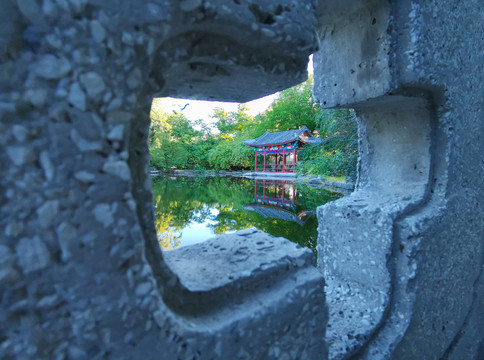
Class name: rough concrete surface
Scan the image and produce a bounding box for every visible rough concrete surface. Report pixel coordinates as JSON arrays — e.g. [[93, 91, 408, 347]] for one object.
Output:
[[1, 0, 483, 359], [0, 0, 322, 359], [314, 0, 484, 359], [163, 230, 326, 359]]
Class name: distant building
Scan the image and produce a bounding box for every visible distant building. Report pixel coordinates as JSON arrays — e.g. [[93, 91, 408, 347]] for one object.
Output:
[[244, 126, 321, 173]]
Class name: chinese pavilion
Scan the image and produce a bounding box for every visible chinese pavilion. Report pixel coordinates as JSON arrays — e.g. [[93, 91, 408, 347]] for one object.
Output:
[[243, 126, 321, 173]]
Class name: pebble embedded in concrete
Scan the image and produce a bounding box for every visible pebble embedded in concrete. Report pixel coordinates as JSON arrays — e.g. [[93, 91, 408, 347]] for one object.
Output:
[[35, 54, 72, 79], [15, 237, 51, 274], [102, 160, 131, 181], [68, 83, 87, 111], [79, 72, 106, 98]]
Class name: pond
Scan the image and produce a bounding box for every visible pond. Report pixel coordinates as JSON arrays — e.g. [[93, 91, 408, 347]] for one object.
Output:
[[152, 176, 343, 254]]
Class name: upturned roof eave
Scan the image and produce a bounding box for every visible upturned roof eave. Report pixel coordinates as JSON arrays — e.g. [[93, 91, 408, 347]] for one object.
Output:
[[244, 126, 320, 147], [245, 138, 298, 147], [246, 136, 321, 147], [299, 137, 322, 145]]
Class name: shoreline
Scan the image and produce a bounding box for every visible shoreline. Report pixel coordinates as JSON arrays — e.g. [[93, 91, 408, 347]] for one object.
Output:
[[150, 169, 355, 193]]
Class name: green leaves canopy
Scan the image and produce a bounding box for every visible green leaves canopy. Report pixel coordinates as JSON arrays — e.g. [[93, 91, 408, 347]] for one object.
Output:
[[149, 75, 358, 179], [260, 75, 319, 132], [149, 108, 212, 170], [298, 109, 358, 180]]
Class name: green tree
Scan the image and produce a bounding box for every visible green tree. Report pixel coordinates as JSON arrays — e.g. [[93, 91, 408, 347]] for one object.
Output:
[[149, 75, 358, 178], [212, 104, 254, 137], [149, 107, 210, 170], [208, 136, 254, 170], [299, 109, 358, 180], [260, 75, 319, 133], [149, 98, 170, 146], [207, 105, 256, 170]]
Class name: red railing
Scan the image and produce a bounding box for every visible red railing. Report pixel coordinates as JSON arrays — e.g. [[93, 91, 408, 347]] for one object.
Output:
[[255, 164, 296, 173]]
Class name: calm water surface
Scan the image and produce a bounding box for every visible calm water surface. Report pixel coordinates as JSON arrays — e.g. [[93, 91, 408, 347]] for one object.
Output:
[[152, 176, 342, 253]]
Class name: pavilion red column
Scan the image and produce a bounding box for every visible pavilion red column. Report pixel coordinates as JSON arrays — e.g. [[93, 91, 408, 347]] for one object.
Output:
[[263, 151, 267, 172], [293, 149, 297, 172], [255, 151, 258, 172], [283, 149, 286, 173], [275, 153, 278, 172]]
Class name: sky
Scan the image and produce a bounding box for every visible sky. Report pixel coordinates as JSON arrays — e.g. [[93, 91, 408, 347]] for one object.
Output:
[[155, 55, 314, 124], [155, 92, 276, 123]]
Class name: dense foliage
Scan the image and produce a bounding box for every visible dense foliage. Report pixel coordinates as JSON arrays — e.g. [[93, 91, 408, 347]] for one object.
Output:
[[298, 109, 358, 181], [149, 76, 358, 179], [149, 100, 214, 170]]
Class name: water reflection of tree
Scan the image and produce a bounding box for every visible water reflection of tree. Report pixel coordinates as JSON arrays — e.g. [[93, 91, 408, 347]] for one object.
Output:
[[212, 207, 321, 253], [152, 177, 342, 253], [153, 177, 253, 250], [155, 213, 181, 250]]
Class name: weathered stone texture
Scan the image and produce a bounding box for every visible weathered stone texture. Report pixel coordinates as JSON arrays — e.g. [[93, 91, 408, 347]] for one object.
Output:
[[163, 230, 326, 359], [1, 0, 483, 359], [0, 1, 322, 359], [314, 0, 484, 359]]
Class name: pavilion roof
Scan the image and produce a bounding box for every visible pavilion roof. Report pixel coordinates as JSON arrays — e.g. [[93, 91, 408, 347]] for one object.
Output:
[[243, 125, 321, 147]]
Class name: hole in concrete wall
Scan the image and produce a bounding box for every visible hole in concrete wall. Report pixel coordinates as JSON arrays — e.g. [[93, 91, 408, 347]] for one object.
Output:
[[142, 54, 357, 316], [148, 100, 342, 247], [146, 55, 357, 257]]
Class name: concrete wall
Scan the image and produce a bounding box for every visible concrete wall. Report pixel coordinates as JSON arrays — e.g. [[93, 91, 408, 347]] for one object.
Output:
[[314, 1, 484, 359], [0, 0, 482, 359], [0, 1, 327, 359]]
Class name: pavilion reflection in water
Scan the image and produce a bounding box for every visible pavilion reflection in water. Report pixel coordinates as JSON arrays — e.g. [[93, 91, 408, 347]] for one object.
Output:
[[243, 179, 316, 226]]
